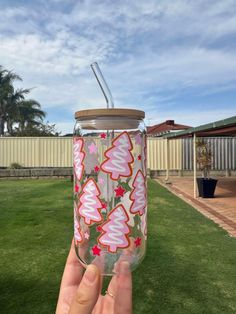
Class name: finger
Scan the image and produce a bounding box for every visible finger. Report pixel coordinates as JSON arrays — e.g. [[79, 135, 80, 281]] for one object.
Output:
[[105, 251, 130, 303], [106, 261, 120, 296], [61, 239, 84, 289], [77, 230, 89, 262], [92, 252, 116, 314], [69, 264, 101, 314], [107, 248, 132, 296], [56, 240, 84, 313], [92, 296, 104, 314], [103, 270, 118, 313], [114, 262, 132, 314], [92, 250, 106, 289]]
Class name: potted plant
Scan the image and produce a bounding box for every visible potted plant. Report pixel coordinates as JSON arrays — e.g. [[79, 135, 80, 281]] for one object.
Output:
[[196, 139, 217, 198]]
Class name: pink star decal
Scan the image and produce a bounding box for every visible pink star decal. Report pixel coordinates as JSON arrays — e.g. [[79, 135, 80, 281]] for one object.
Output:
[[94, 165, 100, 172], [134, 237, 142, 247], [114, 185, 126, 197], [88, 142, 98, 154], [98, 178, 105, 184], [138, 154, 142, 160], [100, 133, 107, 139], [96, 225, 102, 232], [92, 245, 101, 256], [84, 232, 90, 239]]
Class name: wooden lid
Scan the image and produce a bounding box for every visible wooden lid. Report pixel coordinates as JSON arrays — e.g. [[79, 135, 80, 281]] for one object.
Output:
[[75, 108, 145, 119]]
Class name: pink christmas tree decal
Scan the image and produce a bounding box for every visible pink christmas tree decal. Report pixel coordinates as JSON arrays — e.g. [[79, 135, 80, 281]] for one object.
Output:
[[130, 170, 146, 216], [78, 178, 103, 225], [98, 204, 131, 253], [101, 131, 134, 180], [74, 206, 83, 244], [73, 138, 85, 181]]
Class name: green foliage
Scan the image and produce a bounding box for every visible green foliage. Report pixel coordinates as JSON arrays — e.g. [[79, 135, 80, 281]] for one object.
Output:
[[0, 179, 235, 314], [9, 162, 23, 169], [0, 65, 53, 136], [0, 66, 22, 135], [12, 121, 61, 137], [118, 178, 132, 192]]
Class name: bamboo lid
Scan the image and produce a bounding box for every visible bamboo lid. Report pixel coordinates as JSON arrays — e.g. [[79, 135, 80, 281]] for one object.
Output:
[[75, 108, 145, 120]]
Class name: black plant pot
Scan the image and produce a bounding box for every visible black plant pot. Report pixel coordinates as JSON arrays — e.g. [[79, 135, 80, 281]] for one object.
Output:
[[197, 178, 218, 198]]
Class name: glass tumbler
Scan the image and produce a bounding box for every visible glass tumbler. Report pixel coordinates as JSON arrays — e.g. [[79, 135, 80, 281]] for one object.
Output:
[[73, 108, 147, 275]]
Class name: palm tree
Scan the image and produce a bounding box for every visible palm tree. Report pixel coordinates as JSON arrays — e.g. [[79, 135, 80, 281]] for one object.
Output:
[[17, 99, 46, 131], [6, 88, 30, 134], [0, 66, 22, 135], [0, 65, 46, 136]]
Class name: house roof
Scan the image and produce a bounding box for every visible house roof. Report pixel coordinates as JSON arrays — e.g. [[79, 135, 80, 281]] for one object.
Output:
[[147, 120, 191, 136], [164, 116, 236, 138]]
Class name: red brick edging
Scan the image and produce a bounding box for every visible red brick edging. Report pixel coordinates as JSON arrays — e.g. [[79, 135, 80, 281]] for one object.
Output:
[[156, 179, 236, 236]]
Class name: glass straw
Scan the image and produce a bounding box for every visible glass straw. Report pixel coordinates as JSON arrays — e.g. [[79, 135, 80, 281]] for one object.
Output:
[[90, 62, 114, 108], [90, 62, 115, 211]]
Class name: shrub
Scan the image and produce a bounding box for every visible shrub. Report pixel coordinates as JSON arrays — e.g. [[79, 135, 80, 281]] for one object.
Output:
[[9, 162, 23, 169]]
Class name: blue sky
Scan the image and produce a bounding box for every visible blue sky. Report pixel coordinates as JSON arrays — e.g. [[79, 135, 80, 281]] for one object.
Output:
[[0, 0, 236, 134]]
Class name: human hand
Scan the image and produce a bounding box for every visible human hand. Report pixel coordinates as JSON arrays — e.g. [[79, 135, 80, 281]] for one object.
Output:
[[56, 240, 132, 314]]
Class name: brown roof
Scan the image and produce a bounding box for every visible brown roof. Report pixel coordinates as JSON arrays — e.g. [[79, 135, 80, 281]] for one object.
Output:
[[164, 116, 236, 138], [147, 120, 191, 136]]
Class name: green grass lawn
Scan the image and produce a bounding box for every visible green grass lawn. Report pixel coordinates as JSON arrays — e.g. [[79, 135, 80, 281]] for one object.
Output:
[[0, 179, 235, 314]]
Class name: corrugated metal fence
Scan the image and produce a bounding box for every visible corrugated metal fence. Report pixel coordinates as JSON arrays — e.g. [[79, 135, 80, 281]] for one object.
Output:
[[0, 137, 72, 167], [147, 138, 182, 170], [0, 137, 235, 170], [182, 137, 236, 170], [0, 137, 182, 170]]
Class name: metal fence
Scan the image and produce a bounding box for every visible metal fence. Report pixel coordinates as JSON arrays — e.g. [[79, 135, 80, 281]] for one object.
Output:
[[0, 137, 235, 170], [0, 137, 72, 167], [182, 137, 236, 170], [0, 137, 182, 170], [147, 138, 182, 170]]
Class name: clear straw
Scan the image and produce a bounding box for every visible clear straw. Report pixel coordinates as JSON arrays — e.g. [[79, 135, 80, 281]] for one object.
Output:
[[90, 62, 114, 108]]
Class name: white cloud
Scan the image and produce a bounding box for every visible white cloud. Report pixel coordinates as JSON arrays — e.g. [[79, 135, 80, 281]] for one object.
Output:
[[0, 0, 236, 134], [0, 31, 113, 76], [148, 108, 236, 128], [105, 47, 236, 102]]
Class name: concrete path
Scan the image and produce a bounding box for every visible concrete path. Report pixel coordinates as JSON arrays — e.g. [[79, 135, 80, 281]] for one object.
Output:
[[156, 177, 236, 237]]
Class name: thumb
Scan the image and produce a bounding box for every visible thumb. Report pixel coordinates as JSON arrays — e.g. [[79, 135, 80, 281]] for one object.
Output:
[[69, 264, 100, 314]]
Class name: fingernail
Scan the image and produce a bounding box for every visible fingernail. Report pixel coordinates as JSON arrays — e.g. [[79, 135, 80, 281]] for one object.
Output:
[[119, 261, 130, 275], [83, 265, 97, 285]]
